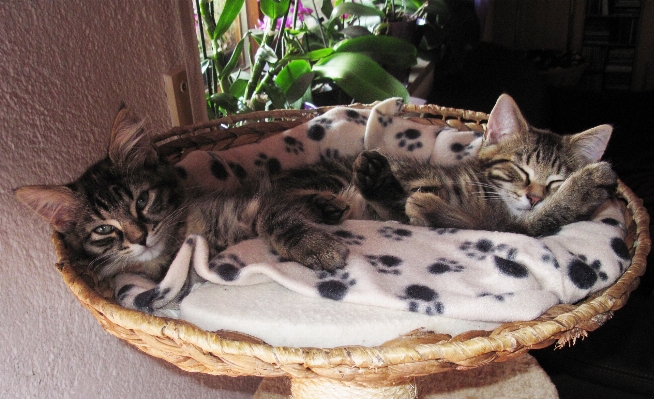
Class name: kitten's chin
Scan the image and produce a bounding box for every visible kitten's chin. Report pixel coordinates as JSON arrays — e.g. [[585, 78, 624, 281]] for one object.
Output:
[[507, 198, 534, 215], [130, 236, 168, 262]]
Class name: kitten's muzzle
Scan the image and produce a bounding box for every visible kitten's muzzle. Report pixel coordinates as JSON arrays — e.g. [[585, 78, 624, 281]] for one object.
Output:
[[122, 220, 148, 245]]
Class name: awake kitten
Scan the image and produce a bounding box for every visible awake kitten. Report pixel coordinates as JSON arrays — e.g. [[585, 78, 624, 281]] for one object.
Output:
[[352, 94, 618, 236], [15, 108, 189, 280]]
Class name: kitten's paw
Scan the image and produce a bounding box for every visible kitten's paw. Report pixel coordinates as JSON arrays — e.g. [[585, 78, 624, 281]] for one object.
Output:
[[353, 151, 395, 199], [578, 162, 618, 200], [310, 193, 350, 224], [291, 232, 349, 272], [563, 162, 618, 217], [588, 162, 618, 189]]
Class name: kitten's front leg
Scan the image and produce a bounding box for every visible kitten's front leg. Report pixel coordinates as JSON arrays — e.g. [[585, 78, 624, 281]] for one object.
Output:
[[257, 192, 350, 271], [353, 150, 409, 221], [526, 161, 617, 236]]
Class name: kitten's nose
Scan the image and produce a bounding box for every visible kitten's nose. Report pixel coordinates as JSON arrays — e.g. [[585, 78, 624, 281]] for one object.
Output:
[[527, 194, 542, 207], [123, 221, 148, 246]]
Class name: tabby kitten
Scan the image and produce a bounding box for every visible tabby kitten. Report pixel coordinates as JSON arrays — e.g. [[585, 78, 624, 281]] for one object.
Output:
[[15, 105, 360, 279], [352, 94, 618, 237]]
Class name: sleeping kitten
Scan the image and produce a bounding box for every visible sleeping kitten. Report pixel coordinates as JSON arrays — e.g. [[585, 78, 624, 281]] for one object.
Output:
[[352, 94, 618, 236]]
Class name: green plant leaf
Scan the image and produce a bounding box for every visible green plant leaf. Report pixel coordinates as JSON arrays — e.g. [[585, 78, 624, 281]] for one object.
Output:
[[341, 25, 373, 38], [330, 2, 384, 20], [229, 79, 248, 98], [313, 53, 409, 103], [222, 32, 250, 77], [209, 92, 240, 113], [213, 0, 245, 40], [265, 83, 287, 109], [321, 0, 334, 20], [287, 48, 334, 62], [333, 35, 417, 68], [260, 0, 291, 21], [200, 59, 212, 74], [276, 60, 315, 103], [275, 60, 312, 92], [285, 72, 315, 103]]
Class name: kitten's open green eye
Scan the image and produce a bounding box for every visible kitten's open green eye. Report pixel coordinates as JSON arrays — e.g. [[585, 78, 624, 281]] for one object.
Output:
[[94, 225, 115, 235], [136, 191, 149, 211]]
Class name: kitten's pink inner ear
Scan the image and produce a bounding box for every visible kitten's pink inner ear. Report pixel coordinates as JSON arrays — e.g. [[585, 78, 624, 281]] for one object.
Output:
[[15, 185, 79, 233], [484, 94, 527, 143]]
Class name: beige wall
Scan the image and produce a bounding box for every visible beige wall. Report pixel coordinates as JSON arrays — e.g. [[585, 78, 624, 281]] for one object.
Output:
[[0, 1, 259, 397]]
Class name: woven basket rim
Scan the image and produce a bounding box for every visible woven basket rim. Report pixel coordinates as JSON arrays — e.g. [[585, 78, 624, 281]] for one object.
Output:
[[52, 103, 651, 380]]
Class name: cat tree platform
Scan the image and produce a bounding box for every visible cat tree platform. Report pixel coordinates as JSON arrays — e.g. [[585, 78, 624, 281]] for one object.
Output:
[[52, 104, 650, 398]]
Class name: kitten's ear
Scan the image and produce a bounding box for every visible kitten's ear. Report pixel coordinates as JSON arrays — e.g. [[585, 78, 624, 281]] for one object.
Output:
[[568, 124, 612, 163], [484, 94, 529, 144], [15, 185, 80, 233], [109, 105, 157, 167]]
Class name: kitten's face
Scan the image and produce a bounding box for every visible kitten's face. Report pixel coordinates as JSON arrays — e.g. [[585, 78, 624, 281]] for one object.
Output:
[[16, 106, 187, 280], [71, 158, 186, 278], [483, 132, 568, 215], [480, 94, 611, 216]]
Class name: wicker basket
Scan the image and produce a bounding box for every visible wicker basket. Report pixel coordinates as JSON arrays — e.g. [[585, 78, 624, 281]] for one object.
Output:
[[54, 103, 651, 398]]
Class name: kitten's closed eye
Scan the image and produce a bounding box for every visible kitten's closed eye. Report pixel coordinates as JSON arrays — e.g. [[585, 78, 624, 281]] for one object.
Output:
[[546, 178, 564, 192]]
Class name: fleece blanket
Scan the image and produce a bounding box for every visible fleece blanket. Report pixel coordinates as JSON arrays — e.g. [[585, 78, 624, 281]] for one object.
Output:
[[114, 98, 630, 323]]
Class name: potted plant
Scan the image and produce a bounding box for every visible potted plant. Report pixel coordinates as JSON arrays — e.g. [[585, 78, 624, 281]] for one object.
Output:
[[197, 0, 419, 117]]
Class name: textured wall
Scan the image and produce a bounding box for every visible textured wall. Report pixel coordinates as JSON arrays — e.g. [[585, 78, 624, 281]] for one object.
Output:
[[0, 1, 259, 397]]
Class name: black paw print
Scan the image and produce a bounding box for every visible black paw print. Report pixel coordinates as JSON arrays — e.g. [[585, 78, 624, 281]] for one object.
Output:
[[427, 258, 465, 274], [610, 237, 630, 273], [429, 227, 459, 235], [395, 129, 423, 152], [253, 153, 282, 175], [567, 253, 608, 289], [400, 284, 445, 316], [320, 148, 341, 161], [540, 245, 560, 269], [307, 118, 333, 142], [228, 162, 248, 180], [378, 226, 412, 241], [376, 110, 394, 127], [332, 230, 365, 245], [316, 270, 356, 301], [344, 109, 368, 125], [283, 136, 304, 155], [460, 239, 528, 278], [209, 158, 230, 180], [209, 253, 247, 282], [459, 239, 498, 260], [365, 254, 403, 275], [450, 142, 476, 160], [478, 292, 515, 302]]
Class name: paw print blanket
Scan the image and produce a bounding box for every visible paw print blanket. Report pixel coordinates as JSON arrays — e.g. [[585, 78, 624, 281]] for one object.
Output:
[[114, 99, 630, 323]]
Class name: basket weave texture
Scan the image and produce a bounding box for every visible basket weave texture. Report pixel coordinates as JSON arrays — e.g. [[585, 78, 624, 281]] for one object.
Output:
[[54, 102, 650, 386]]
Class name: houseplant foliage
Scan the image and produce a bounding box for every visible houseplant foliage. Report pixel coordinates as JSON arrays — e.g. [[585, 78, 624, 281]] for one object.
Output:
[[198, 0, 418, 117]]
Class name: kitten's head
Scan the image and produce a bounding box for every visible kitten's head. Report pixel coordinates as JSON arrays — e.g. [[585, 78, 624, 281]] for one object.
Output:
[[480, 94, 612, 215], [15, 106, 187, 280]]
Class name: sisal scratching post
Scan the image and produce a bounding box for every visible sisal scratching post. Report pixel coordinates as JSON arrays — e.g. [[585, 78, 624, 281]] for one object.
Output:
[[290, 377, 417, 399]]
